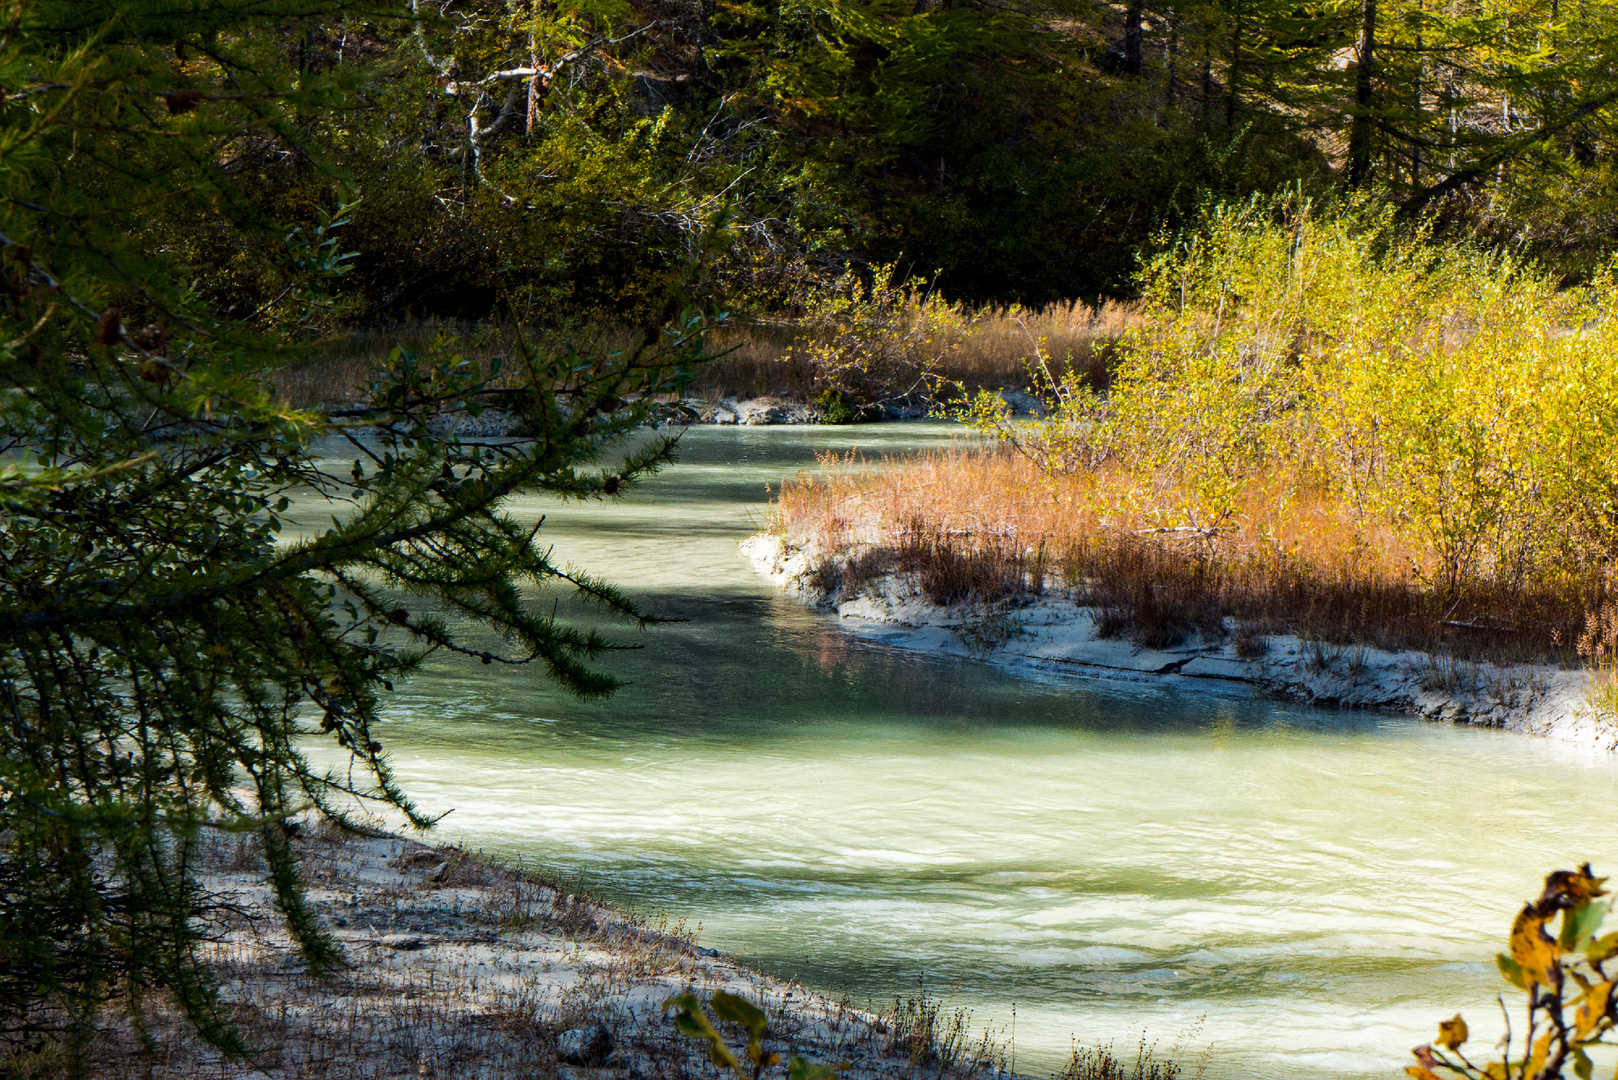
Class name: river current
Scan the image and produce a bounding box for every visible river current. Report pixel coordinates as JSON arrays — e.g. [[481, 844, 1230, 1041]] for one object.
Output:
[[313, 424, 1618, 1079]]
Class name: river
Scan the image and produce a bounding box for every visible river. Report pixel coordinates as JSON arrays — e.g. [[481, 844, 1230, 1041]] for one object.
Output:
[[314, 423, 1618, 1079]]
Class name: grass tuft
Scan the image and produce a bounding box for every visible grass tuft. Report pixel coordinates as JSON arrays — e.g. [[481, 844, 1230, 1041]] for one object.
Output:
[[1056, 1033, 1183, 1080]]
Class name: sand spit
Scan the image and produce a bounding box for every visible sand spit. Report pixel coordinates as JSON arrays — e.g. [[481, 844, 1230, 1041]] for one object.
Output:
[[89, 824, 1008, 1080], [742, 532, 1618, 752]]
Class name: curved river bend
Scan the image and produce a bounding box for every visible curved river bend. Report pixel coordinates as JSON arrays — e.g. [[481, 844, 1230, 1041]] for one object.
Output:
[[313, 424, 1618, 1079]]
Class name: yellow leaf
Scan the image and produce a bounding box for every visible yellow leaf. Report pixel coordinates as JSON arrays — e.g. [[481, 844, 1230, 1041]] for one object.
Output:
[[1574, 980, 1613, 1041], [1406, 1069, 1443, 1080], [1526, 1030, 1554, 1079], [1438, 1014, 1468, 1051], [1511, 906, 1562, 986]]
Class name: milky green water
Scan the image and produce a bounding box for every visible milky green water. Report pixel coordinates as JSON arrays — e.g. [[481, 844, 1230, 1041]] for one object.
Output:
[[309, 424, 1618, 1079]]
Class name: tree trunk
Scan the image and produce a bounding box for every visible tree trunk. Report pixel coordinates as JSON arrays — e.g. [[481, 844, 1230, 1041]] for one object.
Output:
[[1201, 38, 1213, 129], [526, 21, 540, 135], [1225, 0, 1243, 129], [1164, 8, 1179, 115], [1411, 21, 1422, 187], [1348, 0, 1376, 187], [1124, 1, 1145, 76]]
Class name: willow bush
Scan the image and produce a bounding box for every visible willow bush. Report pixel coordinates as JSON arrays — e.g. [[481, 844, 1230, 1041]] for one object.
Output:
[[786, 266, 975, 420], [963, 196, 1618, 641]]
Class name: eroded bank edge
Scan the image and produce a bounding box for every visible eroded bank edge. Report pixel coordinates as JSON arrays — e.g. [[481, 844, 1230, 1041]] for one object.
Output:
[[740, 532, 1618, 752]]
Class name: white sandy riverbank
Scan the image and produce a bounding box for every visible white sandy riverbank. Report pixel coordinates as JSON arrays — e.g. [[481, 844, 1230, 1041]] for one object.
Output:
[[741, 532, 1618, 752], [92, 823, 1008, 1080]]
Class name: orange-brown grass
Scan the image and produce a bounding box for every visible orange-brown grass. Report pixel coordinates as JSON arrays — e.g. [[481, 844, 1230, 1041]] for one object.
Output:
[[272, 302, 1137, 408], [773, 446, 1596, 661], [940, 300, 1134, 393], [666, 301, 1135, 402]]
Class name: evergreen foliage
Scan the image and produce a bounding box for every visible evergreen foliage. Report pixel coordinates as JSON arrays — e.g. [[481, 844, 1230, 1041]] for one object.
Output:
[[166, 0, 1618, 318], [4, 0, 1618, 1068], [0, 0, 706, 1069]]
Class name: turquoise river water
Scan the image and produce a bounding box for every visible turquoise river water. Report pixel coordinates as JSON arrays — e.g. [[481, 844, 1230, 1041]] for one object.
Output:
[[309, 423, 1618, 1079]]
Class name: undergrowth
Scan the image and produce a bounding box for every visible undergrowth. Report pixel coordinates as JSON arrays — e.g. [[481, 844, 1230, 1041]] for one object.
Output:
[[1055, 1033, 1186, 1080], [880, 990, 1006, 1077], [277, 292, 1132, 412]]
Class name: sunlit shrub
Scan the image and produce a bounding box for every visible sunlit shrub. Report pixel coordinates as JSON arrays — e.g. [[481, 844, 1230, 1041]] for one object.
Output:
[[784, 265, 976, 418], [1105, 196, 1618, 603], [940, 195, 1618, 651]]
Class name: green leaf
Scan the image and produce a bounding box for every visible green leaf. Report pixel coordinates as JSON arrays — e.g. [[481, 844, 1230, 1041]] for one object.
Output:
[[1497, 952, 1529, 990], [710, 990, 769, 1039], [1572, 1046, 1592, 1080], [662, 993, 741, 1075], [788, 1055, 844, 1080], [1563, 901, 1609, 951]]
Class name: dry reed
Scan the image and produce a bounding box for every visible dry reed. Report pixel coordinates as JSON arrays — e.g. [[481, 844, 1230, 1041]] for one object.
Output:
[[773, 446, 1599, 662], [692, 300, 1132, 403], [1055, 1032, 1189, 1080], [270, 302, 1137, 409]]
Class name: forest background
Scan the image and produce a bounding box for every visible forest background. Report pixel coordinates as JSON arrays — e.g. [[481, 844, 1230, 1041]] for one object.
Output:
[[160, 0, 1618, 335]]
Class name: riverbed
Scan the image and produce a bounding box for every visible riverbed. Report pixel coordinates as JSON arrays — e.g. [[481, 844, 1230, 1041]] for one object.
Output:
[[307, 424, 1618, 1079]]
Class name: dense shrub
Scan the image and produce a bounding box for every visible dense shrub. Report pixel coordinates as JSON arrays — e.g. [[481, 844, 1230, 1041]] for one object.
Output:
[[934, 197, 1618, 651]]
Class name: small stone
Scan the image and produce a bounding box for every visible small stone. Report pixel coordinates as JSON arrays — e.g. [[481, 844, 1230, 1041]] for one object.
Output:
[[380, 933, 425, 950], [557, 1023, 615, 1066]]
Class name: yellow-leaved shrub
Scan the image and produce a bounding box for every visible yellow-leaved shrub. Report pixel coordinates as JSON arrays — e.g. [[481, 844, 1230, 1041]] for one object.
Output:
[[964, 196, 1618, 634]]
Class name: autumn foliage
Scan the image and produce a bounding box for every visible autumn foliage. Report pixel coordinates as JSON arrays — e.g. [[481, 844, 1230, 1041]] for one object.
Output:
[[775, 199, 1618, 661], [1410, 865, 1618, 1080]]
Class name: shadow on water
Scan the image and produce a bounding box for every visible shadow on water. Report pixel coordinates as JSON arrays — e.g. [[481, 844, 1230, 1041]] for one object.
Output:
[[385, 586, 1395, 747]]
